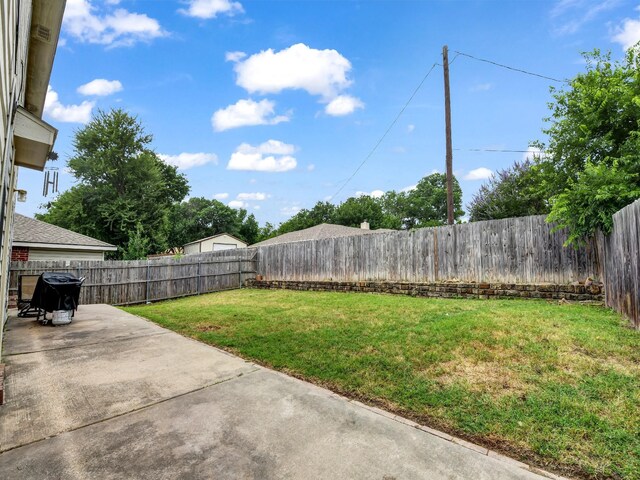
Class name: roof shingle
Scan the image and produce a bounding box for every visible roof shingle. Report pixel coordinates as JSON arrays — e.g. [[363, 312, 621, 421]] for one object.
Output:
[[251, 223, 394, 247], [12, 214, 116, 249]]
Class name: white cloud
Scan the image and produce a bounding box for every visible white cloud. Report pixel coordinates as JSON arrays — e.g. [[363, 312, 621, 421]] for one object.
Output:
[[179, 0, 244, 19], [253, 205, 261, 210], [281, 206, 301, 216], [237, 192, 268, 200], [550, 0, 618, 35], [63, 0, 166, 47], [522, 146, 547, 161], [158, 152, 218, 170], [611, 15, 640, 50], [470, 83, 493, 92], [228, 200, 248, 209], [44, 86, 94, 123], [307, 164, 315, 171], [227, 140, 297, 172], [325, 95, 364, 116], [213, 192, 229, 200], [225, 51, 247, 62], [407, 124, 415, 133], [77, 78, 123, 96], [212, 99, 290, 131], [400, 184, 417, 193], [254, 139, 296, 155], [234, 43, 353, 99], [463, 167, 493, 180], [356, 189, 384, 198]]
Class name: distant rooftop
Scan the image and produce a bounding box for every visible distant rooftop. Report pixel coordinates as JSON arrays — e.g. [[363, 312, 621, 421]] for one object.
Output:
[[12, 214, 116, 250], [251, 223, 394, 247]]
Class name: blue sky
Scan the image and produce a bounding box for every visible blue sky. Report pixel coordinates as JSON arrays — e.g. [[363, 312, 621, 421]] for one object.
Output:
[[16, 0, 640, 226]]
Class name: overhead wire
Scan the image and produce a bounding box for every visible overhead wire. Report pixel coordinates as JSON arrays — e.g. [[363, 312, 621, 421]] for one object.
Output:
[[453, 148, 546, 154], [328, 49, 558, 201], [328, 61, 440, 202], [452, 50, 567, 84]]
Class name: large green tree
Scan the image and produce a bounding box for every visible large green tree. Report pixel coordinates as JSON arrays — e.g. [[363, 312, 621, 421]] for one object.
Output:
[[534, 47, 640, 243], [167, 197, 241, 248], [468, 160, 549, 222], [274, 172, 463, 235], [278, 201, 337, 234], [333, 195, 387, 229], [166, 197, 265, 247], [402, 173, 463, 228], [38, 109, 189, 258]]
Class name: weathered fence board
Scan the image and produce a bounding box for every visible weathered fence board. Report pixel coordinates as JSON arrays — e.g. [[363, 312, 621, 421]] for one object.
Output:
[[9, 206, 639, 328], [9, 248, 257, 306], [256, 215, 601, 285], [602, 199, 640, 329]]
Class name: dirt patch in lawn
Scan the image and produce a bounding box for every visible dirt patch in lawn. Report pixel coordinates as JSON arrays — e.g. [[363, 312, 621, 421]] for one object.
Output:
[[435, 358, 530, 398], [193, 323, 222, 332]]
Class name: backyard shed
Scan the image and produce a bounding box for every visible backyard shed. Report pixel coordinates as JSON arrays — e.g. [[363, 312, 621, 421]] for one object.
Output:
[[184, 233, 247, 255], [11, 214, 117, 262]]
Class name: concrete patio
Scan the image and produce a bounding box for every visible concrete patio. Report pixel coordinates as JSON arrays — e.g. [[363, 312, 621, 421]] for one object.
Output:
[[0, 304, 561, 479]]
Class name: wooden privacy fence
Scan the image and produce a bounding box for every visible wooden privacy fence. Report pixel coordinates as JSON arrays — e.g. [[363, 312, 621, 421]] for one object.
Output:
[[9, 248, 257, 306], [256, 215, 601, 285], [8, 205, 638, 328], [600, 199, 640, 328]]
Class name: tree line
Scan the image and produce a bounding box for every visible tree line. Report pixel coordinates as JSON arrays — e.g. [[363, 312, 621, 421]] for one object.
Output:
[[37, 47, 640, 258]]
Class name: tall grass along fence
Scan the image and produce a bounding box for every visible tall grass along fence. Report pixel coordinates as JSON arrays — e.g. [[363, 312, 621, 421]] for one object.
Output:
[[9, 249, 257, 306], [255, 215, 600, 285], [600, 199, 640, 329]]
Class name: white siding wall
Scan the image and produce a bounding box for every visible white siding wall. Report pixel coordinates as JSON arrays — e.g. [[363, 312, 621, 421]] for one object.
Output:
[[185, 234, 247, 255], [28, 249, 105, 262], [1, 0, 32, 343], [184, 242, 200, 255], [200, 234, 246, 251]]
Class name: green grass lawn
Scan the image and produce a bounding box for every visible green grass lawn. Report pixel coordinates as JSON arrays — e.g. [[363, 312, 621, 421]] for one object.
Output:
[[124, 289, 640, 479]]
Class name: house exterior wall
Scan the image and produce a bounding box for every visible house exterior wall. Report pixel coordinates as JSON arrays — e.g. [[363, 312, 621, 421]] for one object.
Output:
[[1, 0, 66, 362], [1, 0, 33, 345], [27, 248, 105, 262], [10, 245, 29, 261], [183, 242, 200, 255], [184, 234, 247, 255]]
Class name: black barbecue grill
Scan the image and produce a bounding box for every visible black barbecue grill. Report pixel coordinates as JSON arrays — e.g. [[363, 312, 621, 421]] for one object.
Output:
[[29, 272, 85, 323]]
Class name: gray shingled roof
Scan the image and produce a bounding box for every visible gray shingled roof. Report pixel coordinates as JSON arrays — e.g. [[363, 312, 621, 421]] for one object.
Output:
[[251, 223, 394, 247], [12, 214, 117, 249]]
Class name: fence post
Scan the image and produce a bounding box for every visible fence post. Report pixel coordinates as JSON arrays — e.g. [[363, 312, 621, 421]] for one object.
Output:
[[145, 263, 151, 304], [196, 260, 201, 295], [238, 255, 242, 288]]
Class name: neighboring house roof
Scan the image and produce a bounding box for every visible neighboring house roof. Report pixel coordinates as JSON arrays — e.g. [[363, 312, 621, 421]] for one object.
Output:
[[251, 223, 394, 247], [12, 214, 117, 251], [183, 233, 247, 247]]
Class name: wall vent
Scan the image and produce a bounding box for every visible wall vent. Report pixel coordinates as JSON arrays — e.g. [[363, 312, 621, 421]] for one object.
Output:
[[32, 24, 51, 43]]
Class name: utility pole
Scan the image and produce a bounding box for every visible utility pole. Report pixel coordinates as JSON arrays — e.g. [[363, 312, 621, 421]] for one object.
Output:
[[442, 45, 454, 225]]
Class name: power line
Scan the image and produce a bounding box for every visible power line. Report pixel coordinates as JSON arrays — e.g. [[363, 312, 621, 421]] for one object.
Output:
[[453, 50, 567, 84], [453, 148, 547, 154], [328, 62, 440, 202]]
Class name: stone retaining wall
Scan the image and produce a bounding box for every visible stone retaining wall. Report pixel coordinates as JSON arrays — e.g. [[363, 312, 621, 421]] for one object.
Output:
[[247, 279, 604, 302]]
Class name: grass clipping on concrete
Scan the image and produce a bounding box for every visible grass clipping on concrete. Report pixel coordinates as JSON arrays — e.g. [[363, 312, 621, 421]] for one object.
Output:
[[124, 289, 640, 480]]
